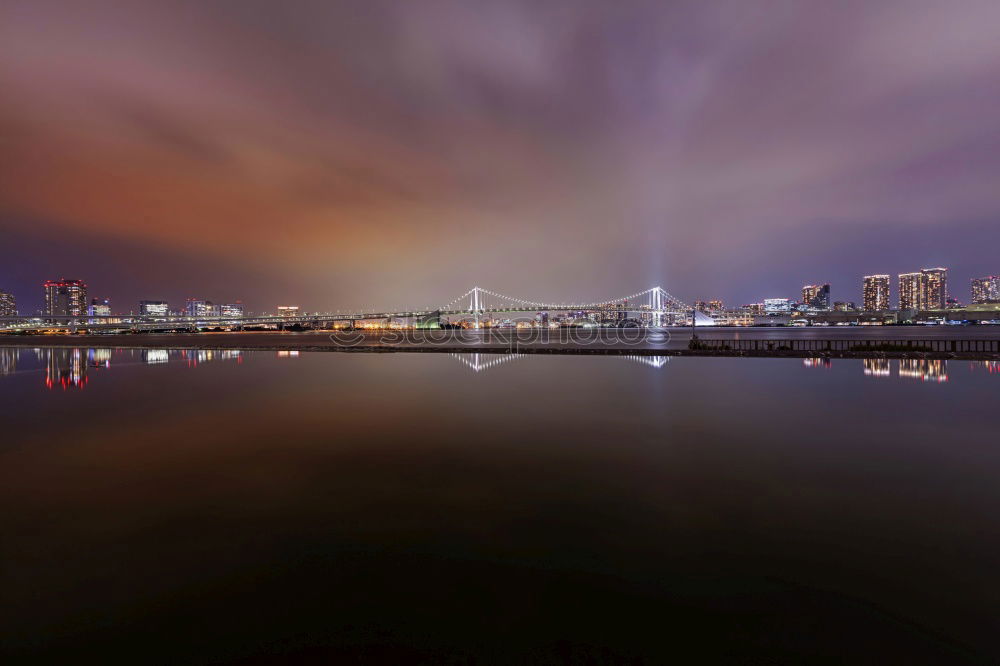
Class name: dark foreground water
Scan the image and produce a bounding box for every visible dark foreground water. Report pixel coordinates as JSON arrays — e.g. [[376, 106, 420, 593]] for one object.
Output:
[[2, 348, 999, 664]]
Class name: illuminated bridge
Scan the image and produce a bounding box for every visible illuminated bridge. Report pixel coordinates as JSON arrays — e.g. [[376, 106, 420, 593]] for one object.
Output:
[[0, 286, 704, 333]]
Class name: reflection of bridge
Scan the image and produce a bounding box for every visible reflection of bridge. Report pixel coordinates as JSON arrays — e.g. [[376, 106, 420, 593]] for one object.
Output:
[[450, 351, 671, 373], [0, 286, 700, 333]]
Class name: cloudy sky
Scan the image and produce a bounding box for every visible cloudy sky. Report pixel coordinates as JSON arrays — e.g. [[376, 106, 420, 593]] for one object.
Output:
[[2, 0, 999, 312]]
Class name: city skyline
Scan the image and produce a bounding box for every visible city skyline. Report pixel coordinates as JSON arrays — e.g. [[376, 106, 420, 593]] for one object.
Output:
[[6, 263, 999, 317]]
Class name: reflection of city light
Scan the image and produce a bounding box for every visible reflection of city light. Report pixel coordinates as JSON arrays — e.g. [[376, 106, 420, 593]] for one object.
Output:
[[803, 357, 832, 369], [451, 353, 524, 372], [145, 350, 169, 364], [899, 359, 948, 382], [863, 358, 891, 377], [277, 351, 300, 358], [622, 355, 670, 369], [27, 347, 247, 389], [973, 361, 1000, 374], [450, 352, 671, 373], [88, 348, 112, 368], [44, 348, 88, 390], [0, 348, 18, 376]]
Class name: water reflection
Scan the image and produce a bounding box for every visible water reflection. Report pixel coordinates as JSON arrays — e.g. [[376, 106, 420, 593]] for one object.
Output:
[[621, 354, 670, 369], [44, 348, 88, 389], [6, 348, 1000, 389], [17, 348, 245, 390], [899, 359, 948, 383], [144, 349, 169, 364], [863, 358, 891, 377], [89, 348, 112, 368], [451, 352, 526, 372], [0, 347, 17, 376], [973, 360, 1000, 374], [182, 349, 244, 367]]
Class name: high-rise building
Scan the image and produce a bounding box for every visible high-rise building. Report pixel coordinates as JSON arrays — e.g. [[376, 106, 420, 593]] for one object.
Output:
[[139, 300, 170, 317], [971, 276, 1000, 304], [802, 284, 831, 309], [897, 272, 922, 310], [0, 289, 15, 316], [922, 267, 948, 310], [44, 279, 88, 317], [863, 275, 890, 311], [898, 268, 948, 310]]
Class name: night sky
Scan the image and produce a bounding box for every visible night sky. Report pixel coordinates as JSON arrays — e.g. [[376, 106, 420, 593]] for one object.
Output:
[[2, 0, 999, 313]]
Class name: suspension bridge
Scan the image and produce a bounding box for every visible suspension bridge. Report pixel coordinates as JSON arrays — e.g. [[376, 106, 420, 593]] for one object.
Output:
[[0, 285, 706, 333]]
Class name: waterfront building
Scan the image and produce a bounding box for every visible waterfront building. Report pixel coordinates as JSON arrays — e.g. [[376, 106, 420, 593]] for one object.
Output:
[[922, 268, 948, 309], [897, 272, 922, 310], [139, 300, 170, 317], [277, 305, 300, 318], [219, 302, 245, 318], [802, 284, 831, 309], [88, 297, 112, 317], [863, 275, 890, 311], [0, 289, 15, 316], [833, 301, 857, 312], [898, 268, 948, 310], [186, 298, 217, 318], [741, 303, 765, 315], [971, 276, 1000, 304], [44, 278, 87, 317], [711, 310, 753, 326], [763, 298, 791, 314]]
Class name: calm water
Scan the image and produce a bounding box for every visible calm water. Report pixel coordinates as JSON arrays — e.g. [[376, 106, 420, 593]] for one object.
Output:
[[2, 347, 999, 663]]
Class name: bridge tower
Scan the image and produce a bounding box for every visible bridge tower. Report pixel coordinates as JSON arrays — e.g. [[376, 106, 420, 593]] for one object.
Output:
[[650, 287, 664, 327], [469, 286, 483, 328]]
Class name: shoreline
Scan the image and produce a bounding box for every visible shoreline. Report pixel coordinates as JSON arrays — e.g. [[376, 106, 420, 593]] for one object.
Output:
[[2, 333, 999, 361]]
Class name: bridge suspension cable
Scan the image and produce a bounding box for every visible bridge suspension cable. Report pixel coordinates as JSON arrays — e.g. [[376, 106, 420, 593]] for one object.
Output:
[[440, 285, 690, 313]]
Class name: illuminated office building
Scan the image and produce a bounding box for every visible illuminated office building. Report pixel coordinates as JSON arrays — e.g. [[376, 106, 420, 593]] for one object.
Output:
[[219, 303, 245, 318], [802, 284, 831, 309], [863, 275, 890, 311], [0, 289, 15, 316], [971, 276, 1000, 304], [186, 298, 217, 318], [44, 278, 88, 317], [763, 298, 791, 314], [88, 297, 112, 317], [277, 305, 300, 318], [139, 300, 170, 317]]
